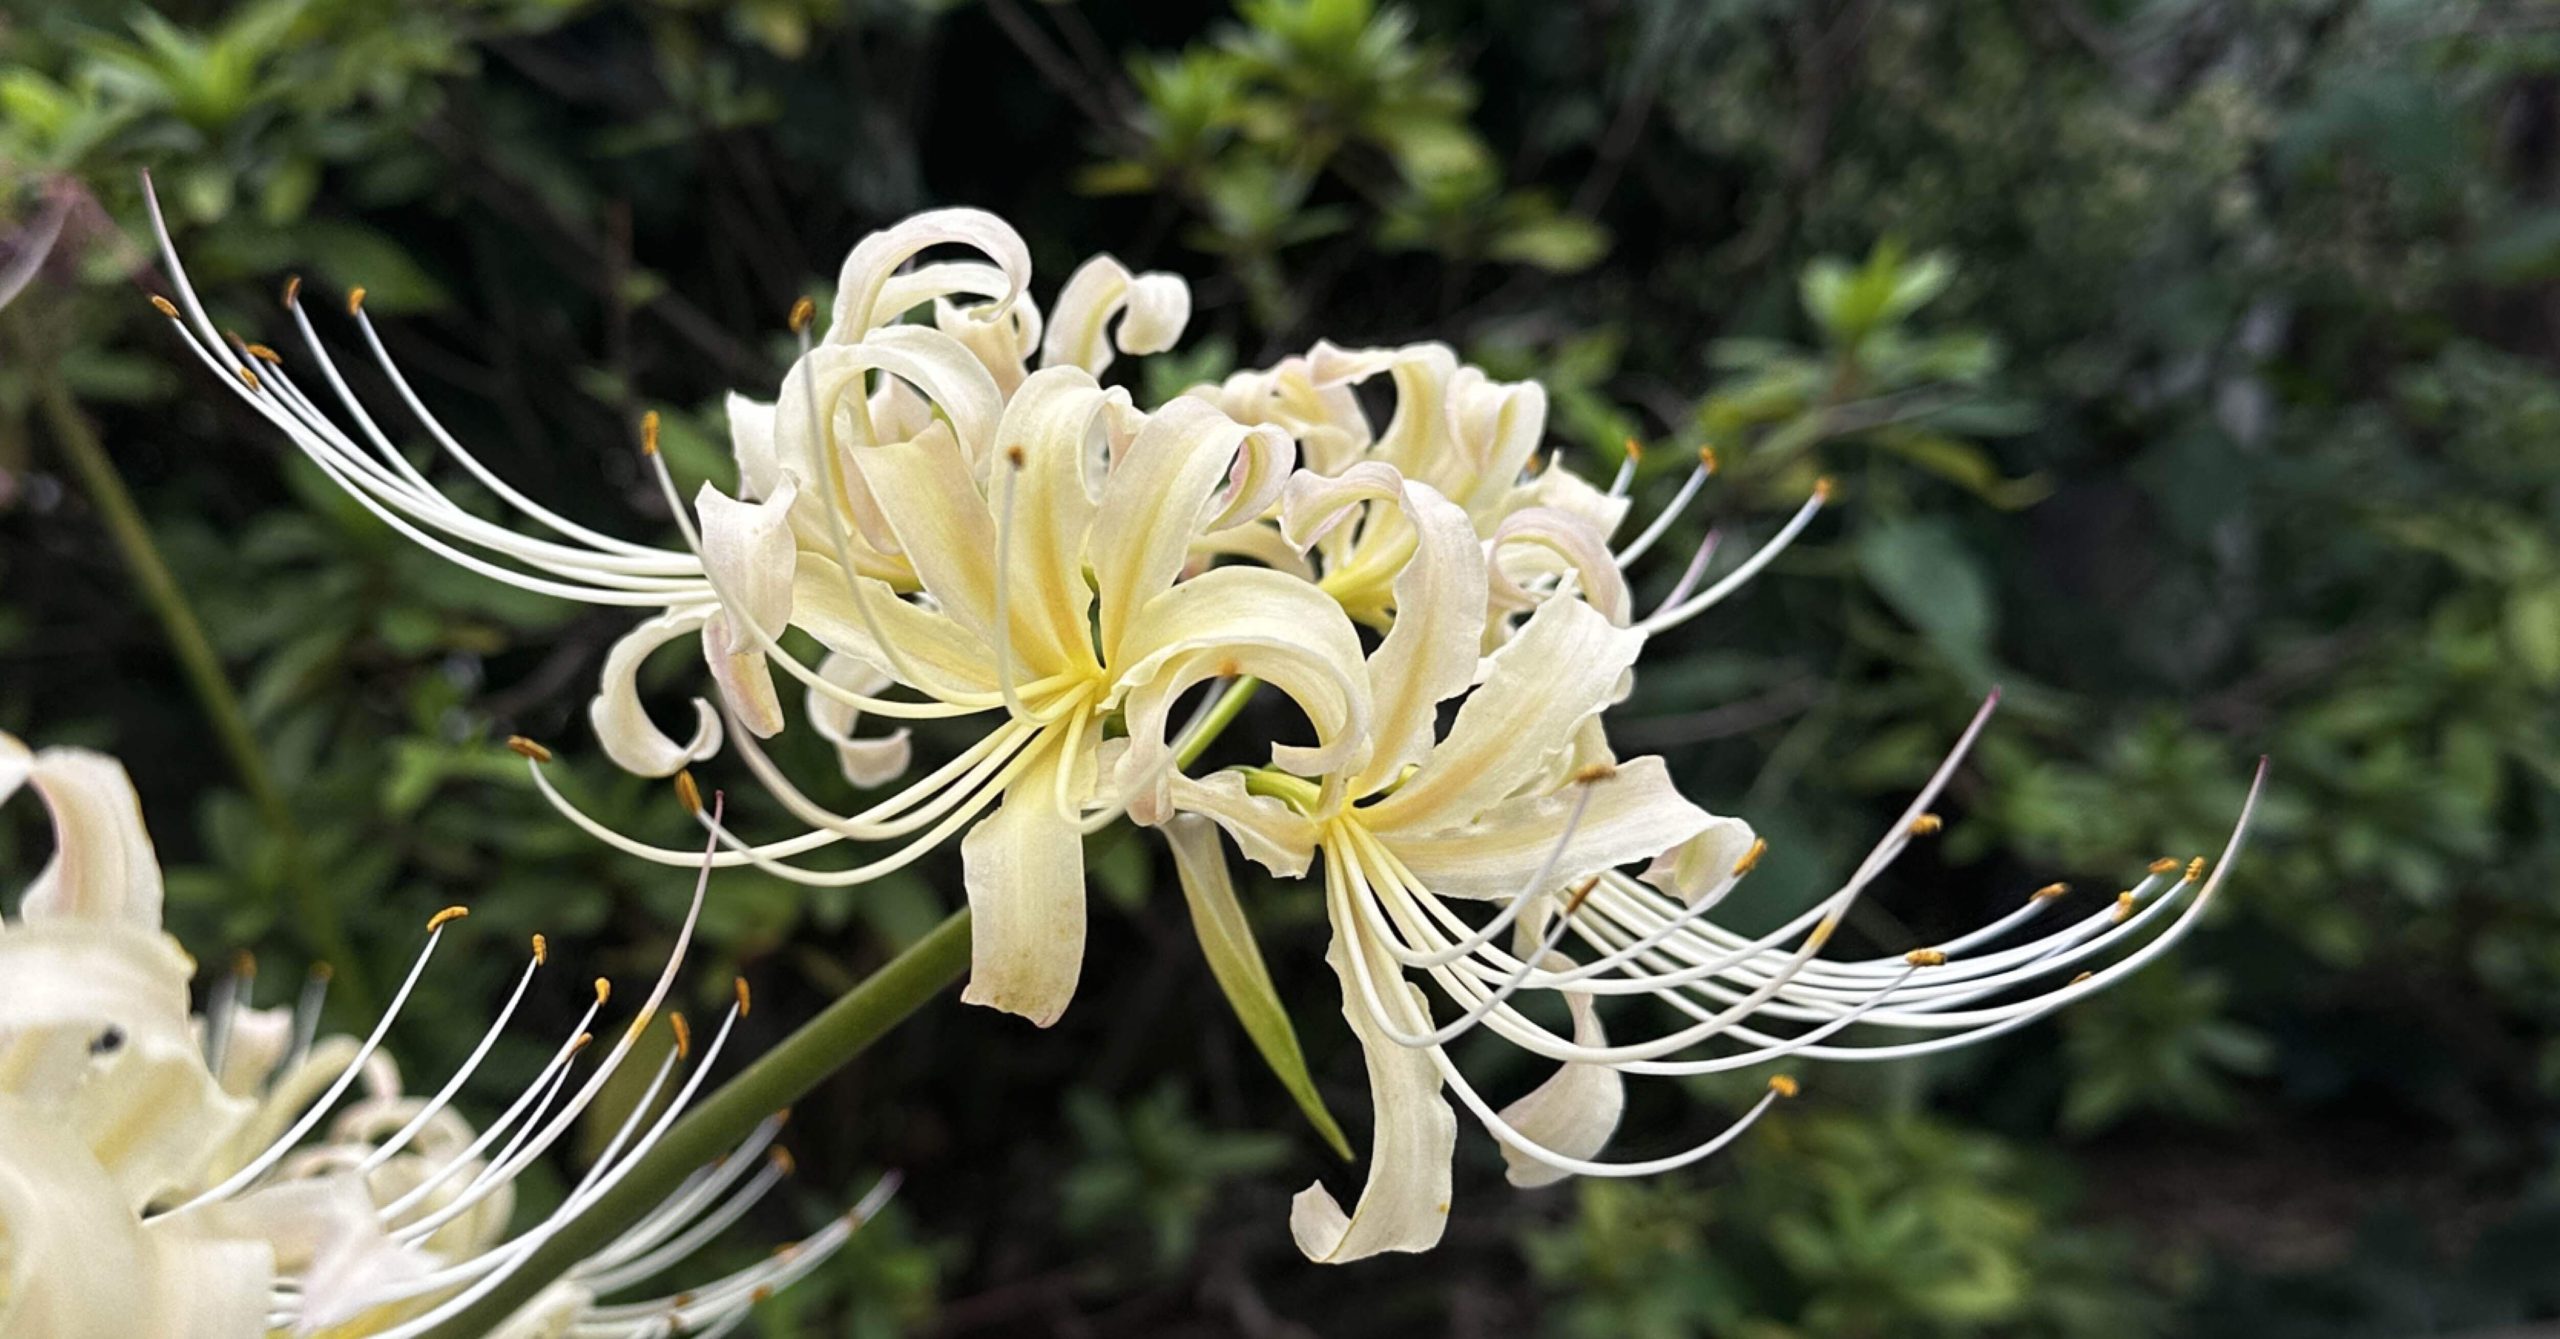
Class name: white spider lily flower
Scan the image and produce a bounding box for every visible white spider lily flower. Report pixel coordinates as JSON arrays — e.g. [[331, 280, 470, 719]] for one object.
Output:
[[1160, 500, 2268, 1261], [0, 733, 886, 1337], [533, 387, 1375, 1030], [1191, 340, 1828, 645]]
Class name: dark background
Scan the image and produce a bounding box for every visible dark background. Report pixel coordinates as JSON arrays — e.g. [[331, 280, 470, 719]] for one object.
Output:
[[3, 1, 2558, 1334]]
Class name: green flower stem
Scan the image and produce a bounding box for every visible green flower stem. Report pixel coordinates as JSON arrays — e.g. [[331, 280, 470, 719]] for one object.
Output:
[[17, 323, 365, 998], [419, 908, 975, 1339], [1178, 676, 1261, 768]]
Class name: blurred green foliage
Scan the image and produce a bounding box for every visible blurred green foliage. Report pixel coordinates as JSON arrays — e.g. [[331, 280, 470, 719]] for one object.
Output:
[[2, 0, 2557, 1335]]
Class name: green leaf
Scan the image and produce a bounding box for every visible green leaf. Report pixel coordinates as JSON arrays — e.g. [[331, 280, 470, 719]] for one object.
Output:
[[1164, 816, 1353, 1160], [1855, 517, 1998, 682], [2504, 582, 2560, 687]]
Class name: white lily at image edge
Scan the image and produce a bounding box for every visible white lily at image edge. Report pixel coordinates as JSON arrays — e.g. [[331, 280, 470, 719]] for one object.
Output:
[[0, 731, 882, 1336]]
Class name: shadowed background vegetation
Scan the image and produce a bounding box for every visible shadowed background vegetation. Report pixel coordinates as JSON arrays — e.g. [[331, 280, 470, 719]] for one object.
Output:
[[3, 0, 2558, 1334]]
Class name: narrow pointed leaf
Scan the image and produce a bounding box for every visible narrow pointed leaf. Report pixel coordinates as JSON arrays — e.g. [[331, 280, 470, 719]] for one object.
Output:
[[1165, 816, 1354, 1161]]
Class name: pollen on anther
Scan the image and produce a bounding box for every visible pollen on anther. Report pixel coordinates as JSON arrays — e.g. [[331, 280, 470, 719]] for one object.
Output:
[[1768, 1074, 1800, 1099], [788, 296, 816, 333], [281, 275, 302, 309], [1732, 837, 1769, 877], [233, 949, 258, 979], [425, 905, 470, 933], [2111, 892, 2137, 923], [1622, 436, 1644, 463], [530, 934, 548, 965], [148, 294, 180, 318], [505, 735, 553, 763], [1003, 444, 1026, 470], [771, 1147, 796, 1175], [1563, 875, 1601, 916], [674, 770, 703, 814], [1909, 813, 1944, 836], [571, 1031, 595, 1052], [245, 342, 282, 364], [594, 978, 613, 1005], [2032, 881, 2070, 901], [735, 977, 752, 1017], [2070, 970, 2094, 985], [1905, 948, 1948, 967], [1807, 915, 1839, 950], [2148, 857, 2181, 875], [346, 286, 366, 316], [670, 1012, 693, 1059], [640, 409, 662, 457], [235, 365, 262, 392], [1570, 761, 1618, 785], [2185, 857, 2206, 882], [1699, 443, 1720, 474]]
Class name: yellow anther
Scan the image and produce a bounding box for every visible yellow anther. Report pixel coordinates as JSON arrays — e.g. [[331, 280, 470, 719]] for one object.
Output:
[[235, 364, 262, 391], [673, 1292, 695, 1307], [346, 286, 366, 316], [670, 1012, 692, 1059], [233, 949, 258, 978], [1814, 475, 1836, 501], [1732, 837, 1769, 877], [425, 905, 470, 933], [1807, 915, 1838, 950], [674, 769, 703, 814], [640, 409, 661, 457], [771, 1147, 796, 1175], [2185, 857, 2206, 882], [1698, 444, 1719, 474], [149, 294, 180, 318], [245, 342, 281, 364], [1570, 761, 1618, 785], [753, 1285, 774, 1304], [281, 274, 302, 309], [776, 1106, 792, 1127], [505, 735, 552, 763], [1622, 436, 1644, 463], [530, 933, 547, 965], [787, 295, 816, 333], [2031, 881, 2070, 901], [311, 962, 334, 982], [571, 1031, 594, 1052], [1909, 813, 1943, 836], [734, 977, 752, 1016], [1563, 875, 1601, 916], [2148, 857, 2181, 875], [1768, 1074, 1800, 1099], [2070, 971, 2093, 985], [594, 977, 612, 1005], [1905, 948, 1948, 967], [2111, 892, 2137, 923]]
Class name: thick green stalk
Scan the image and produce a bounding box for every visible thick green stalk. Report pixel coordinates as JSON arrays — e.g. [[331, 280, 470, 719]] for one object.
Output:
[[19, 329, 364, 994], [420, 908, 974, 1338]]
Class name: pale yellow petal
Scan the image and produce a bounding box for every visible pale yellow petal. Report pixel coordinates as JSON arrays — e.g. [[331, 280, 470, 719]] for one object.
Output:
[[586, 609, 723, 777], [1386, 757, 1712, 900], [959, 745, 1087, 1027], [1290, 911, 1455, 1263]]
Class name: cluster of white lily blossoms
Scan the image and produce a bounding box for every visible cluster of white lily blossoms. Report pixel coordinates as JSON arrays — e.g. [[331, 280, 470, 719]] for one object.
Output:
[[0, 733, 889, 1337], [146, 190, 2264, 1265]]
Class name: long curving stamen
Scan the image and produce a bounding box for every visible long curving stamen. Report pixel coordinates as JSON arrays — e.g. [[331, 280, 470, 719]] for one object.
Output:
[[1611, 445, 1713, 565], [1638, 481, 1829, 637]]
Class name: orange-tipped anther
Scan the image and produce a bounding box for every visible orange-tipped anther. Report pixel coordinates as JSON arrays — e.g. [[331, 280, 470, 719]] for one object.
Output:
[[530, 933, 548, 965], [149, 294, 180, 318], [1909, 813, 1943, 836], [594, 977, 612, 1005], [670, 1011, 692, 1059], [1732, 837, 1769, 876], [346, 286, 366, 316], [735, 977, 752, 1017], [1570, 761, 1618, 785], [1905, 948, 1948, 967], [1814, 475, 1836, 501], [674, 770, 703, 814], [2032, 881, 2070, 901], [1622, 436, 1644, 462], [1769, 1074, 1800, 1099], [640, 409, 661, 457], [2148, 857, 2181, 875], [426, 906, 470, 933], [281, 275, 302, 309], [788, 295, 815, 333], [505, 736, 552, 763]]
